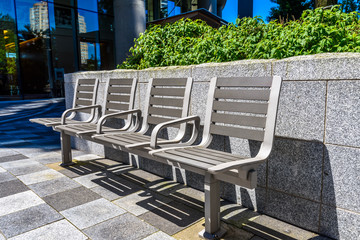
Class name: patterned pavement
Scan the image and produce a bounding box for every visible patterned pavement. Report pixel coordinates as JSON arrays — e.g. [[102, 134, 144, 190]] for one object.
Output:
[[0, 99, 329, 240]]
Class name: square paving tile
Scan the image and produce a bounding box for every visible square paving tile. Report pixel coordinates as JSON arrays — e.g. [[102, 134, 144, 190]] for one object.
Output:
[[113, 190, 172, 216], [7, 163, 49, 176], [8, 219, 87, 240], [0, 149, 18, 158], [0, 159, 39, 170], [0, 203, 63, 238], [119, 169, 164, 186], [0, 180, 29, 198], [0, 172, 16, 183], [139, 201, 204, 235], [0, 191, 44, 217], [143, 231, 176, 240], [170, 187, 205, 211], [89, 176, 143, 201], [60, 198, 126, 229], [28, 177, 81, 197], [0, 154, 28, 163], [33, 152, 62, 164], [43, 186, 102, 211], [57, 162, 103, 178], [83, 213, 158, 240], [17, 169, 64, 185]]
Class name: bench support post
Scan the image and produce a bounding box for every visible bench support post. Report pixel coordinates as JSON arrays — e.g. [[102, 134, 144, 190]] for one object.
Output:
[[60, 131, 73, 166], [199, 173, 225, 239]]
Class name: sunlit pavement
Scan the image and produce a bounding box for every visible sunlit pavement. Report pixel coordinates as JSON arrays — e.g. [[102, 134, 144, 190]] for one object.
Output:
[[0, 99, 329, 240]]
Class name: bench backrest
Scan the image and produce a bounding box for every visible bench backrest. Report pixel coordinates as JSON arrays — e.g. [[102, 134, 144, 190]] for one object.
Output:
[[141, 77, 193, 132], [73, 78, 99, 113], [103, 78, 137, 118], [201, 76, 282, 148]]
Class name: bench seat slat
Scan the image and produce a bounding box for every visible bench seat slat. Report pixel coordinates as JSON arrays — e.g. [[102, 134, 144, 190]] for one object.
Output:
[[216, 77, 272, 87], [152, 78, 188, 86], [77, 85, 95, 92], [106, 94, 131, 102], [108, 86, 132, 94], [214, 89, 270, 101], [169, 149, 234, 164], [149, 97, 183, 107], [148, 106, 182, 118], [189, 147, 242, 161], [109, 78, 133, 85], [77, 92, 93, 99], [151, 87, 185, 97], [213, 101, 268, 114], [211, 113, 266, 128], [106, 102, 129, 111], [210, 124, 264, 141], [147, 116, 181, 127], [78, 79, 96, 85]]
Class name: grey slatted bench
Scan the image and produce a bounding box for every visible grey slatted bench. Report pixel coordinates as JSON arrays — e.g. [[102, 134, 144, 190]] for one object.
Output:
[[147, 76, 282, 238], [91, 77, 195, 151], [30, 78, 99, 127], [55, 78, 138, 166]]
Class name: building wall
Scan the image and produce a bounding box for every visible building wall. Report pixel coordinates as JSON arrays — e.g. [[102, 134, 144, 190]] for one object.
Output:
[[64, 53, 360, 240]]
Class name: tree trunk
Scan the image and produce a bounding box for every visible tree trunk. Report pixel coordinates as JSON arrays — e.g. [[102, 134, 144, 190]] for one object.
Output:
[[315, 0, 338, 8]]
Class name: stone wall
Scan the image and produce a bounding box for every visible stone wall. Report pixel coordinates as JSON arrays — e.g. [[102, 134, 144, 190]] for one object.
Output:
[[64, 53, 360, 239]]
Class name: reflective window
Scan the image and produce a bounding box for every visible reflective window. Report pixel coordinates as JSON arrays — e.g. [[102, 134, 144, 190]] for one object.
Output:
[[98, 0, 113, 15], [99, 14, 114, 70], [48, 0, 74, 7], [16, 0, 51, 97], [77, 0, 98, 12], [0, 0, 18, 98]]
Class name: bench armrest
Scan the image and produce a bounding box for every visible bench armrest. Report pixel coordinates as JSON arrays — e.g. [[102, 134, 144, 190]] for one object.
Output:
[[208, 157, 265, 174], [61, 105, 102, 125], [96, 109, 141, 134], [150, 115, 200, 149]]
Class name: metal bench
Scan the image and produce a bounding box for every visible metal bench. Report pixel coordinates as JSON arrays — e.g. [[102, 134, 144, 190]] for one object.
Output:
[[55, 78, 138, 166], [148, 76, 282, 238], [58, 76, 281, 239], [30, 78, 99, 127], [58, 77, 193, 166]]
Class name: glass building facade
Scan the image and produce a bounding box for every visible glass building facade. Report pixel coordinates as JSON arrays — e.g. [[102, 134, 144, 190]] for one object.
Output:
[[0, 0, 217, 100], [0, 0, 115, 100]]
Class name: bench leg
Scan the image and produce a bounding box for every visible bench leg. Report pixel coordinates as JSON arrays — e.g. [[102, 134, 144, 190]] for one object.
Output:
[[60, 131, 73, 167], [199, 173, 225, 239]]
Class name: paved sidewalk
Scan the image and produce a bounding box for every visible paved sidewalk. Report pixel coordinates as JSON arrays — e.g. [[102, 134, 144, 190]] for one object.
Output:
[[0, 99, 331, 240]]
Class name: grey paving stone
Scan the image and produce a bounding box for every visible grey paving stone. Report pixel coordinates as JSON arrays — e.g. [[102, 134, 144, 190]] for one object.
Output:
[[0, 159, 39, 170], [90, 176, 143, 201], [0, 149, 18, 158], [17, 169, 64, 185], [0, 180, 29, 198], [8, 219, 87, 240], [60, 198, 126, 229], [7, 163, 49, 176], [139, 201, 203, 235], [145, 179, 184, 196], [113, 190, 172, 216], [28, 177, 81, 197], [169, 186, 204, 211], [267, 138, 323, 202], [220, 201, 259, 228], [265, 189, 320, 233], [142, 231, 176, 240], [33, 152, 62, 164], [0, 172, 16, 183], [0, 154, 28, 163], [43, 186, 102, 211], [0, 190, 44, 217], [58, 162, 103, 178], [319, 205, 360, 240], [0, 203, 63, 238], [275, 81, 326, 141], [326, 80, 360, 148], [323, 144, 360, 212], [84, 213, 158, 240], [119, 168, 165, 186]]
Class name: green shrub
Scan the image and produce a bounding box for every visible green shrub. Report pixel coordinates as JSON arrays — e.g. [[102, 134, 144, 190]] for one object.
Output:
[[119, 6, 360, 69]]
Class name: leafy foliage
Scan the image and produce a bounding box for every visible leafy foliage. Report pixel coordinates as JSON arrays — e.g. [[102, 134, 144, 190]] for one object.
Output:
[[119, 6, 360, 70]]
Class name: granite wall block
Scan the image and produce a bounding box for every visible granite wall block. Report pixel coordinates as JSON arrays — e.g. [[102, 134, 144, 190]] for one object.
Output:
[[326, 80, 360, 148]]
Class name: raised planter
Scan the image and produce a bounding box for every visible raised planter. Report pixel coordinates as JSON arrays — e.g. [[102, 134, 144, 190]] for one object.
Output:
[[65, 53, 360, 239]]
